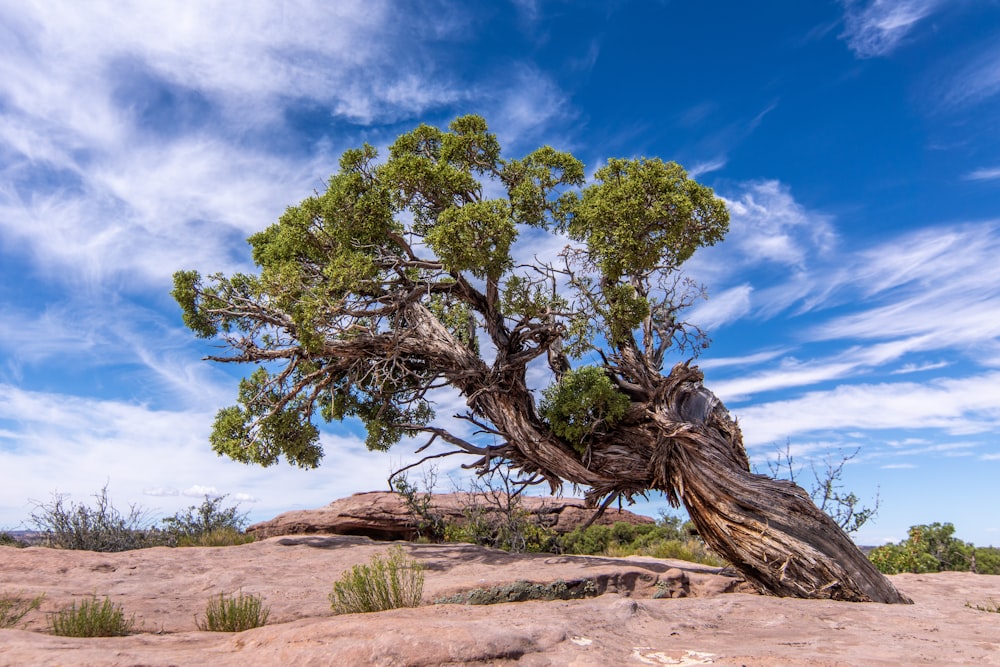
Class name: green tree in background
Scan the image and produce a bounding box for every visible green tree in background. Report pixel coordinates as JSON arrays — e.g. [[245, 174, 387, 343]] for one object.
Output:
[[174, 115, 908, 603], [869, 522, 1000, 575]]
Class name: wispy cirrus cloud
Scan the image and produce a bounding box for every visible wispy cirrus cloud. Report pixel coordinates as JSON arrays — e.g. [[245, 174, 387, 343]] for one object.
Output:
[[734, 371, 1000, 448], [964, 167, 1000, 182], [936, 40, 1000, 111], [839, 0, 943, 58]]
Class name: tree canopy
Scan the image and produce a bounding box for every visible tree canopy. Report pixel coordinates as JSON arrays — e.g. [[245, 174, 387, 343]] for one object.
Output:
[[174, 114, 727, 488]]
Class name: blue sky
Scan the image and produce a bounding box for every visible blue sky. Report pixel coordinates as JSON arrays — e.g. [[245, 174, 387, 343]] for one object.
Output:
[[1, 0, 999, 547]]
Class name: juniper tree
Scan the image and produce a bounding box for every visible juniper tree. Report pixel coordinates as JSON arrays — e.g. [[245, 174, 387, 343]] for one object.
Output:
[[174, 115, 909, 603]]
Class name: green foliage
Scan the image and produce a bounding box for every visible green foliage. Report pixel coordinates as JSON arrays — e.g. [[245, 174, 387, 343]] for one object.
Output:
[[564, 158, 728, 280], [197, 591, 270, 632], [444, 508, 557, 553], [0, 591, 44, 629], [0, 531, 28, 548], [434, 579, 598, 605], [329, 546, 425, 615], [557, 517, 723, 567], [47, 595, 136, 637], [174, 527, 255, 548], [974, 546, 1000, 575], [173, 114, 729, 474], [29, 485, 162, 552], [392, 474, 446, 542], [161, 495, 251, 547], [868, 523, 984, 574], [540, 366, 631, 454]]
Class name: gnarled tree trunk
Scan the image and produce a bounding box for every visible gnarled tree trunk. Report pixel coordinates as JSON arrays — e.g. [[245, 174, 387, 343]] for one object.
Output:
[[413, 304, 911, 603], [649, 364, 911, 603]]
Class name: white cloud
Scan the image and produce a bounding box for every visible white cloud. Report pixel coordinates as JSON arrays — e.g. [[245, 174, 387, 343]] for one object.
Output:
[[892, 361, 950, 374], [698, 348, 792, 372], [734, 371, 1000, 447], [938, 42, 1000, 110], [143, 487, 179, 497], [0, 383, 450, 527], [881, 463, 917, 469], [964, 167, 1000, 182], [688, 157, 727, 179], [839, 0, 943, 58], [688, 284, 752, 331], [182, 485, 221, 498], [811, 222, 1000, 352], [721, 180, 837, 269]]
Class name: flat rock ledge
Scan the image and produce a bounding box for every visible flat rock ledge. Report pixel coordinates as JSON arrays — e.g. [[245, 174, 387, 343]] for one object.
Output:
[[247, 490, 655, 540]]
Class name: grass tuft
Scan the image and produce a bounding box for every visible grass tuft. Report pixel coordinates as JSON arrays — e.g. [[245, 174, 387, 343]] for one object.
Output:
[[0, 591, 44, 628], [47, 595, 136, 637], [174, 527, 255, 548], [966, 598, 1000, 614], [197, 590, 270, 632], [330, 546, 424, 614]]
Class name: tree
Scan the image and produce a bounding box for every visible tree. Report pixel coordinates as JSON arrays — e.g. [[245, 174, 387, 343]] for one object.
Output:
[[173, 115, 910, 603]]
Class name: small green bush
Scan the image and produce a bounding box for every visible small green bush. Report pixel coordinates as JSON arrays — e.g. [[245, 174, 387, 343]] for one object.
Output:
[[0, 592, 44, 628], [557, 518, 723, 566], [0, 532, 28, 548], [197, 590, 270, 632], [174, 526, 255, 548], [330, 546, 424, 614], [48, 595, 136, 637], [162, 495, 250, 546]]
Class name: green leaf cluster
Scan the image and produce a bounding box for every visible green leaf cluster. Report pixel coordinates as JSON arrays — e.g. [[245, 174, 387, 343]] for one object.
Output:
[[539, 366, 631, 454], [565, 158, 728, 281]]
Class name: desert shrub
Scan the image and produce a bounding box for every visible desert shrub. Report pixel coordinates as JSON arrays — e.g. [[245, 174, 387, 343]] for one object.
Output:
[[392, 473, 446, 542], [30, 485, 164, 552], [869, 523, 983, 574], [47, 595, 136, 637], [162, 495, 248, 540], [0, 591, 44, 628], [445, 505, 557, 553], [966, 599, 1000, 613], [974, 547, 1000, 575], [557, 516, 723, 566], [329, 546, 424, 614], [161, 495, 252, 547], [0, 532, 28, 548], [197, 590, 270, 631], [174, 526, 255, 547]]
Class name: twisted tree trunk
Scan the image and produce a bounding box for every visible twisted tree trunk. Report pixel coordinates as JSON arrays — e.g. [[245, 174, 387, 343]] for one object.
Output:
[[415, 306, 911, 603], [649, 365, 911, 603]]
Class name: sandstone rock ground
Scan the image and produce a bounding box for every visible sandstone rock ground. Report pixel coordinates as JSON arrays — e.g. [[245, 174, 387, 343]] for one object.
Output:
[[1, 536, 999, 666]]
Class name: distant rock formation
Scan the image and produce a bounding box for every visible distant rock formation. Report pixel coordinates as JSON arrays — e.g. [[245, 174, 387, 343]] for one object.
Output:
[[247, 491, 655, 540]]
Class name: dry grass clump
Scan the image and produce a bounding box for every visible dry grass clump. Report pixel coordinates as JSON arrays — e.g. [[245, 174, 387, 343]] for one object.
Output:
[[47, 595, 136, 637], [966, 598, 1000, 614], [330, 546, 424, 614], [0, 591, 44, 628], [197, 590, 270, 631]]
